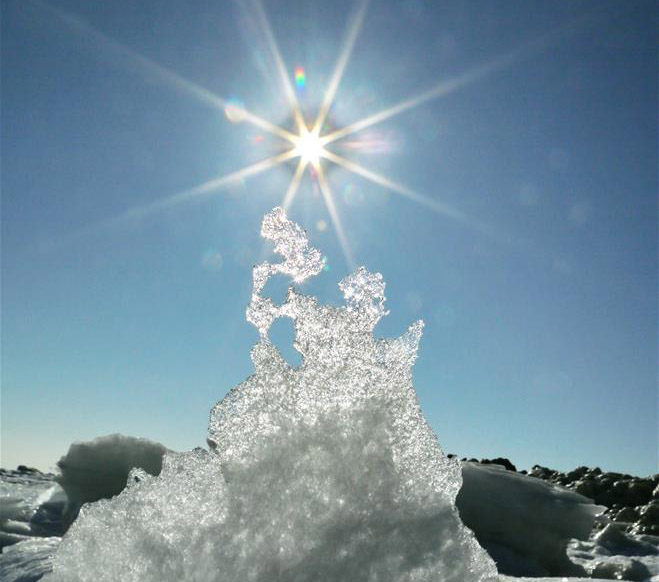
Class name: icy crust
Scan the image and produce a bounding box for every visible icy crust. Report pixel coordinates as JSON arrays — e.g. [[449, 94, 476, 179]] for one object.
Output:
[[44, 208, 497, 582]]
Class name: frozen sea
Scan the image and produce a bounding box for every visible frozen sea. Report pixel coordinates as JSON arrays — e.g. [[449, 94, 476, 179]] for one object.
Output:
[[1, 463, 657, 582]]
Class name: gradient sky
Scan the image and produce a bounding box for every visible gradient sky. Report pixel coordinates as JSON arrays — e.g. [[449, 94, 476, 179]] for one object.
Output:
[[2, 0, 657, 475]]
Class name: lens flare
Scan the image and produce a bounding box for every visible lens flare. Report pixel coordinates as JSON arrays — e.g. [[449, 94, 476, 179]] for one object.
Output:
[[295, 67, 306, 88], [225, 99, 246, 122]]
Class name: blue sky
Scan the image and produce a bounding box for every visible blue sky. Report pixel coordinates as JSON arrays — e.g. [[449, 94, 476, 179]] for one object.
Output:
[[2, 0, 656, 475]]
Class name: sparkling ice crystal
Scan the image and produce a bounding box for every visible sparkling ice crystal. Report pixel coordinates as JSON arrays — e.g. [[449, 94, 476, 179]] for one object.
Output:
[[44, 208, 498, 582]]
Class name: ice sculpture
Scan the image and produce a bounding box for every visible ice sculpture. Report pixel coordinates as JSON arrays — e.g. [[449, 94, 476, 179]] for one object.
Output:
[[44, 208, 498, 582]]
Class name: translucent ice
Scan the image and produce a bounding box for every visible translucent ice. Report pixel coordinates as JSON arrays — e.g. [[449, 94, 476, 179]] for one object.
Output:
[[43, 208, 497, 582]]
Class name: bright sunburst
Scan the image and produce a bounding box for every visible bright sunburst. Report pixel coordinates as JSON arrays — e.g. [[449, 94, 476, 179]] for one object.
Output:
[[208, 0, 519, 266], [293, 128, 325, 168], [46, 0, 540, 264], [216, 0, 463, 267]]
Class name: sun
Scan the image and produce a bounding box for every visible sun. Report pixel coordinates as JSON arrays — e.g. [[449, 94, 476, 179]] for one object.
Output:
[[293, 128, 325, 168], [78, 0, 510, 268]]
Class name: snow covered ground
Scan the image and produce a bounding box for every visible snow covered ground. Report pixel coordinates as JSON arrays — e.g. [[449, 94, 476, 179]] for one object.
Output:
[[1, 456, 656, 582]]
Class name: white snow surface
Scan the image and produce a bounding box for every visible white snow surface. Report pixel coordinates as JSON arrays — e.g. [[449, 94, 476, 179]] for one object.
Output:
[[42, 208, 497, 582], [568, 525, 659, 581]]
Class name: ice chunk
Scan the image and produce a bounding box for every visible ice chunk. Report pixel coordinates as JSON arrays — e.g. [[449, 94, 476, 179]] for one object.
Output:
[[55, 434, 168, 524], [0, 537, 60, 582], [457, 462, 604, 576], [43, 208, 497, 582]]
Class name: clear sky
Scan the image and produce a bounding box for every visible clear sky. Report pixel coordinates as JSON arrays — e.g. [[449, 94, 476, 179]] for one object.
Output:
[[2, 0, 656, 476]]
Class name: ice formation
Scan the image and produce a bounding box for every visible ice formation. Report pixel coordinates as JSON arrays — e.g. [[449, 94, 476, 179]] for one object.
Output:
[[43, 207, 497, 582], [55, 434, 168, 525], [457, 462, 603, 577]]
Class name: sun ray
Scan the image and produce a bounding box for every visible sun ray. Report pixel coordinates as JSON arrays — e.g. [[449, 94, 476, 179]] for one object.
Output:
[[35, 0, 557, 257], [282, 159, 307, 211], [322, 54, 525, 146], [322, 150, 464, 219], [316, 165, 356, 270], [312, 0, 370, 134], [237, 109, 299, 143], [252, 0, 306, 133], [31, 0, 297, 144], [320, 18, 588, 147], [323, 150, 507, 241], [96, 150, 298, 229]]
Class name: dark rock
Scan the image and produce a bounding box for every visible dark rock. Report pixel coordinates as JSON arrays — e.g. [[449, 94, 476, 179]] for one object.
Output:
[[638, 501, 659, 526], [603, 472, 624, 481], [597, 476, 615, 489], [626, 479, 655, 506], [480, 457, 517, 472], [566, 466, 589, 482], [613, 507, 639, 523], [612, 480, 628, 495], [575, 479, 596, 499], [529, 465, 556, 480]]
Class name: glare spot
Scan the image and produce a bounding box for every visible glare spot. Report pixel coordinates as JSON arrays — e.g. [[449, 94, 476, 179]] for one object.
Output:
[[225, 99, 247, 123], [202, 249, 224, 272], [342, 183, 365, 206], [316, 219, 328, 232]]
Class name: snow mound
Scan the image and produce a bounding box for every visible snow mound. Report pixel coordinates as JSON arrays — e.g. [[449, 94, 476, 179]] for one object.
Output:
[[55, 434, 168, 523], [43, 208, 497, 582]]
